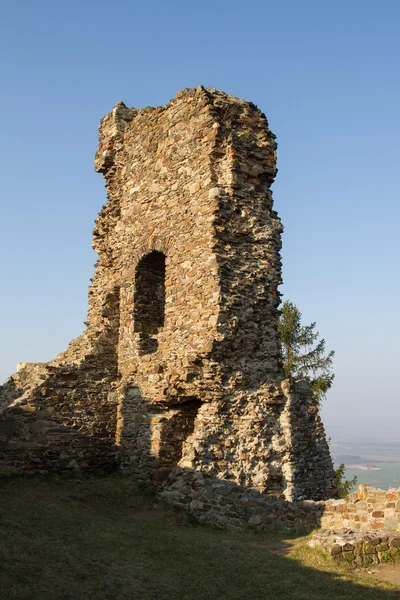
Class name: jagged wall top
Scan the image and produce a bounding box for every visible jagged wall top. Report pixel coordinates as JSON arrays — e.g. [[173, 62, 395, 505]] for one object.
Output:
[[94, 86, 277, 179]]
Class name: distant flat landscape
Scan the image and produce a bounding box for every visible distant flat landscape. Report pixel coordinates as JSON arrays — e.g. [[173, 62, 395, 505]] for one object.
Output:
[[328, 427, 400, 490]]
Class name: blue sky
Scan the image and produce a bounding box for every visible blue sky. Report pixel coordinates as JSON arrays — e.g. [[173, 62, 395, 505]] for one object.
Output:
[[0, 0, 399, 433]]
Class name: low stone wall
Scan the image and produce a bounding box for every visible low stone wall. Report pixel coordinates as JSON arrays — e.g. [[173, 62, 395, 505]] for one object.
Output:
[[159, 468, 324, 532], [160, 474, 400, 543], [309, 529, 400, 567], [320, 485, 400, 532]]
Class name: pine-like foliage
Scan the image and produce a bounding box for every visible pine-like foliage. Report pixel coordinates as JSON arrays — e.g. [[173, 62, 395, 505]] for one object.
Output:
[[334, 463, 358, 498], [278, 300, 335, 405]]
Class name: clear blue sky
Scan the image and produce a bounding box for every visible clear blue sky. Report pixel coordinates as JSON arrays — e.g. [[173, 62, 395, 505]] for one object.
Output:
[[0, 0, 399, 434]]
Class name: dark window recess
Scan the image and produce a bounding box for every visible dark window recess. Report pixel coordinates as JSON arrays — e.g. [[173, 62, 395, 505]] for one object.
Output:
[[156, 399, 203, 466], [134, 251, 166, 354]]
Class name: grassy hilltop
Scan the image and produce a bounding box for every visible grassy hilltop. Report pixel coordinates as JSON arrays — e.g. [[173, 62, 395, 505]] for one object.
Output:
[[0, 475, 398, 600]]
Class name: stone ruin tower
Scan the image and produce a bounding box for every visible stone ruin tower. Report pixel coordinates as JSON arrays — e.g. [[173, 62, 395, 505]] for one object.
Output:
[[0, 87, 336, 501]]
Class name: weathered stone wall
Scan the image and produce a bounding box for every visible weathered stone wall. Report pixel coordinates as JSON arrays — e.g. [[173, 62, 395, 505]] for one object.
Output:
[[160, 476, 400, 543], [0, 299, 120, 472], [0, 87, 336, 502], [307, 485, 400, 569], [159, 467, 325, 532], [309, 530, 400, 568], [321, 485, 400, 532]]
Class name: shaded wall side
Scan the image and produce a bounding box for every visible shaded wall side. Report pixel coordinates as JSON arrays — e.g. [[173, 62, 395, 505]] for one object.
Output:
[[160, 468, 325, 532], [280, 381, 337, 501], [208, 93, 283, 387]]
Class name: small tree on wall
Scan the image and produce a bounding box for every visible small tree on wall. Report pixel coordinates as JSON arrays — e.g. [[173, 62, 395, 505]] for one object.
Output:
[[278, 300, 358, 497], [278, 300, 335, 405], [334, 463, 358, 498]]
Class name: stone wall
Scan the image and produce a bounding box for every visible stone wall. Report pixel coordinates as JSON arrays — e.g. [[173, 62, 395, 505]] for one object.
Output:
[[309, 530, 400, 568], [159, 467, 325, 532], [0, 87, 336, 502], [321, 485, 400, 532], [309, 485, 400, 568], [159, 476, 400, 541]]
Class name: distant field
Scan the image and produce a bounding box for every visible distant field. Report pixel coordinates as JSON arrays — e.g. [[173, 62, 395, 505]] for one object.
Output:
[[329, 429, 400, 490], [0, 475, 399, 599], [337, 461, 400, 490]]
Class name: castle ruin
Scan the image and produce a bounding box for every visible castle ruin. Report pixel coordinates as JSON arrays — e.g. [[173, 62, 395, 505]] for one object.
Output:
[[0, 87, 336, 502]]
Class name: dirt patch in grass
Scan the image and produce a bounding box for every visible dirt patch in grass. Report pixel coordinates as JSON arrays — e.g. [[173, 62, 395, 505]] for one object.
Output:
[[369, 565, 400, 586], [0, 475, 399, 600]]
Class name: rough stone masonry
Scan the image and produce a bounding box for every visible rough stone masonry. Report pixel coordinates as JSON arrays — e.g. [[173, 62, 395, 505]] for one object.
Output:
[[0, 87, 336, 502]]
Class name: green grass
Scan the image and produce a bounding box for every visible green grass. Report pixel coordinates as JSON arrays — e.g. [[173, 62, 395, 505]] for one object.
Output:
[[0, 475, 398, 600]]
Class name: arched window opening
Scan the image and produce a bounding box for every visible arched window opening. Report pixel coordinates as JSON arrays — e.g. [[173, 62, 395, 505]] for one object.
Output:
[[134, 251, 166, 355]]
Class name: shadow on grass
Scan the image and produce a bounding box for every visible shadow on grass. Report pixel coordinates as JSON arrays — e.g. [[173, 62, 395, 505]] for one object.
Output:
[[0, 377, 398, 599], [0, 475, 398, 600]]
